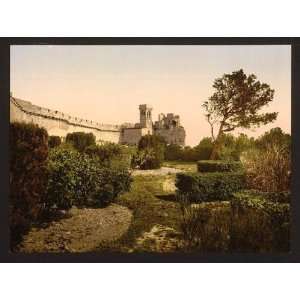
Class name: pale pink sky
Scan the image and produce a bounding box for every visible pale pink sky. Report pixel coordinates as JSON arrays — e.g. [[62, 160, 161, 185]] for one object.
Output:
[[10, 45, 291, 146]]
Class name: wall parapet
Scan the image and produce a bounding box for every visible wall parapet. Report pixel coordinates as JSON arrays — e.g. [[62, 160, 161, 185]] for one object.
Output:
[[10, 97, 121, 133]]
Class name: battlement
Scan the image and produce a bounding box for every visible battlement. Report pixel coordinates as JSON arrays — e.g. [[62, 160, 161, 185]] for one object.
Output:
[[10, 97, 122, 132], [10, 96, 185, 146]]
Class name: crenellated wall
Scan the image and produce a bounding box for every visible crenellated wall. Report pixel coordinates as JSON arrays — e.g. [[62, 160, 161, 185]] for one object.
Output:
[[10, 97, 122, 144], [10, 97, 186, 146]]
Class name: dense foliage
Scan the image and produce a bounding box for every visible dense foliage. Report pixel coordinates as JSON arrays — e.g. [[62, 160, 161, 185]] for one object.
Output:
[[133, 134, 166, 169], [164, 144, 183, 161], [85, 142, 122, 165], [164, 134, 255, 162], [241, 129, 291, 193], [178, 191, 289, 252], [48, 135, 61, 148], [10, 122, 49, 246], [175, 172, 245, 202], [45, 145, 95, 209], [230, 190, 290, 252], [203, 69, 277, 159], [197, 160, 242, 173], [45, 144, 132, 209], [66, 132, 96, 152]]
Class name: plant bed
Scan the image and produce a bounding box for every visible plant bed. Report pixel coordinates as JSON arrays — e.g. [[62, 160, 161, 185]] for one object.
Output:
[[230, 190, 290, 252]]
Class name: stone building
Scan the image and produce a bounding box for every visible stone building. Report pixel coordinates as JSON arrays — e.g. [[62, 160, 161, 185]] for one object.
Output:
[[154, 113, 186, 146], [10, 96, 185, 146]]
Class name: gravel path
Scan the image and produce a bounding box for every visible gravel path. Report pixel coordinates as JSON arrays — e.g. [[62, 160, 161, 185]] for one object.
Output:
[[132, 166, 183, 176], [133, 224, 183, 252], [18, 204, 132, 253]]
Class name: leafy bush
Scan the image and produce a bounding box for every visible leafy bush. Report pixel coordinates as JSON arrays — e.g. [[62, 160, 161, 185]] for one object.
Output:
[[85, 142, 122, 164], [197, 160, 242, 173], [178, 138, 215, 162], [194, 137, 214, 159], [165, 144, 183, 161], [10, 122, 48, 246], [45, 145, 89, 210], [230, 190, 290, 252], [181, 146, 201, 162], [235, 189, 290, 204], [218, 133, 255, 161], [45, 144, 132, 209], [132, 148, 162, 170], [92, 167, 132, 207], [175, 172, 245, 202], [66, 132, 96, 152], [48, 135, 61, 148], [135, 134, 166, 169], [255, 127, 291, 150]]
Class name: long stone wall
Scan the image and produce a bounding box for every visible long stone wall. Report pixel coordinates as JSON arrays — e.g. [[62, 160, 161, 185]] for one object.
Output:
[[10, 97, 122, 144], [10, 96, 186, 146]]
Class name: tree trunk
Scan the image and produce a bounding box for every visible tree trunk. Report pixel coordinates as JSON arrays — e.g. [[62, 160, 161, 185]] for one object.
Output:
[[209, 123, 224, 160]]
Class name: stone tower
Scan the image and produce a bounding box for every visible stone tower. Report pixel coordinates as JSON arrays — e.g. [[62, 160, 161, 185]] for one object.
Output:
[[139, 104, 153, 129]]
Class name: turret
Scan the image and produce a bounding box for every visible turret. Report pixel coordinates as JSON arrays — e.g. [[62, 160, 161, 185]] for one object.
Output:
[[139, 104, 153, 129]]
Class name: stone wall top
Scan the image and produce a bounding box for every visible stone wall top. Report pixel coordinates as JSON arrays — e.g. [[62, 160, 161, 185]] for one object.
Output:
[[11, 96, 122, 132]]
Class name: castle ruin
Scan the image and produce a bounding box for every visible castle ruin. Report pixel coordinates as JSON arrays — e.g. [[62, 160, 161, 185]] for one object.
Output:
[[10, 96, 186, 146]]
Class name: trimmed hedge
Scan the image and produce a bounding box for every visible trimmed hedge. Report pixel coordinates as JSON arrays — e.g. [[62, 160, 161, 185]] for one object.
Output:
[[234, 190, 290, 204], [48, 135, 61, 148], [231, 190, 290, 217], [175, 172, 245, 202], [230, 190, 290, 252], [10, 122, 49, 246], [197, 160, 242, 173]]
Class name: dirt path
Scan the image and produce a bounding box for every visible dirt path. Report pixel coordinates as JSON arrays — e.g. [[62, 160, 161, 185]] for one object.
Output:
[[18, 204, 132, 253], [132, 166, 183, 177]]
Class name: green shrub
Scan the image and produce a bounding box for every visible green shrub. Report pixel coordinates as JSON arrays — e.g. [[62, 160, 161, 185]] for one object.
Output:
[[175, 172, 245, 202], [10, 122, 49, 246], [45, 144, 132, 209], [230, 190, 290, 252], [48, 135, 61, 148], [197, 160, 242, 173], [66, 132, 96, 152], [165, 144, 183, 161], [192, 137, 214, 161], [135, 134, 165, 169], [235, 189, 290, 204], [45, 145, 87, 210], [132, 148, 162, 170], [92, 167, 133, 207]]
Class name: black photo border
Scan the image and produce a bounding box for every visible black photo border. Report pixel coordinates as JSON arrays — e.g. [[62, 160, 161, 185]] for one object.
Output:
[[0, 37, 299, 263]]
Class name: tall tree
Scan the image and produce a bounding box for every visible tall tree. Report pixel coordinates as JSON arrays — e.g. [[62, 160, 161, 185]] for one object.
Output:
[[203, 69, 277, 159]]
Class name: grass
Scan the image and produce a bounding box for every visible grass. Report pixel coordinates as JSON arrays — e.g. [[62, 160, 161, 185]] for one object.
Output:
[[95, 174, 184, 252], [95, 172, 232, 253], [163, 160, 198, 172]]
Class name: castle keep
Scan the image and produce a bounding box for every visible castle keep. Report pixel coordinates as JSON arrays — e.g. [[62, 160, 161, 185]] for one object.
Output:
[[10, 96, 186, 146]]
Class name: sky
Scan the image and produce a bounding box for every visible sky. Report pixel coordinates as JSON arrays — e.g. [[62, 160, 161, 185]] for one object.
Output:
[[10, 45, 291, 146]]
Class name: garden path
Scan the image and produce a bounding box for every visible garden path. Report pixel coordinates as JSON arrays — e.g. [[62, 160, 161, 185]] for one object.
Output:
[[18, 204, 132, 253]]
